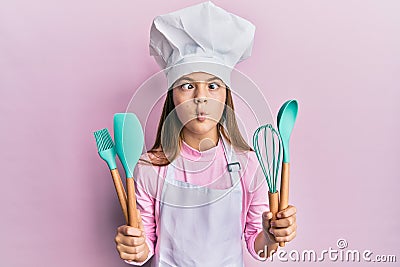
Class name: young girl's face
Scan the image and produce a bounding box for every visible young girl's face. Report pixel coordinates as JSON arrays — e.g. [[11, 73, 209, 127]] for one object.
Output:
[[172, 72, 227, 136]]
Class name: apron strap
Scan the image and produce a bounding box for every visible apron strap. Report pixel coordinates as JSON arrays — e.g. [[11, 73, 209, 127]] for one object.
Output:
[[220, 134, 241, 186]]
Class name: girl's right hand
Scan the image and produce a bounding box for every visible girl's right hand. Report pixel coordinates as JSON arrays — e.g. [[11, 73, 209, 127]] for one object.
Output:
[[115, 210, 150, 263]]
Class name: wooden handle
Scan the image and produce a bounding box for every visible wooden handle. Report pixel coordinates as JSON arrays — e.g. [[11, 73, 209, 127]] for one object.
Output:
[[278, 162, 290, 247], [268, 191, 279, 220], [267, 191, 279, 257], [110, 169, 128, 223], [127, 177, 138, 228]]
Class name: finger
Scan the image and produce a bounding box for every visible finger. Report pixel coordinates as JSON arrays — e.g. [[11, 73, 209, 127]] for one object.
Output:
[[262, 212, 277, 242], [269, 222, 297, 238], [117, 241, 146, 254], [119, 249, 146, 262], [129, 236, 146, 247], [262, 211, 273, 221], [275, 229, 297, 243], [271, 215, 296, 228], [118, 225, 143, 237], [115, 233, 145, 247], [126, 235, 146, 247], [262, 212, 272, 231], [117, 225, 127, 234], [277, 205, 297, 219]]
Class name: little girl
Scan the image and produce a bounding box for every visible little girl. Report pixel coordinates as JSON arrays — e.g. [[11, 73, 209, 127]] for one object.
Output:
[[115, 2, 297, 266]]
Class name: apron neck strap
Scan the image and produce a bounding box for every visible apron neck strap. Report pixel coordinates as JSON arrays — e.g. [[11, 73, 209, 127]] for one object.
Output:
[[220, 133, 241, 173]]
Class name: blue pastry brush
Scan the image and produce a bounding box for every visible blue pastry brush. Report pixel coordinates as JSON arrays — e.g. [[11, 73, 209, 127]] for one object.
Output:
[[94, 128, 128, 223]]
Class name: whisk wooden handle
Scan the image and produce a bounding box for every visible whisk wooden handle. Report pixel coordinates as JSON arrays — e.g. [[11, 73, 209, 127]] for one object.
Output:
[[278, 162, 290, 247], [127, 177, 139, 228], [110, 169, 128, 223], [268, 191, 279, 220], [267, 191, 279, 256]]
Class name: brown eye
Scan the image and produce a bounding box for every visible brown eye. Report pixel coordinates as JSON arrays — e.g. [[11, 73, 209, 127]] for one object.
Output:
[[208, 82, 220, 90], [181, 83, 194, 90]]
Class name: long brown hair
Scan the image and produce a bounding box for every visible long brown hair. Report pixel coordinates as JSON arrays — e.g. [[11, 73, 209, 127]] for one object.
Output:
[[143, 85, 252, 166]]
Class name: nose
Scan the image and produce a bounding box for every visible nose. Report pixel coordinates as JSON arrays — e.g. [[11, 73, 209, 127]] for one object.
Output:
[[193, 83, 208, 104], [194, 97, 207, 104]]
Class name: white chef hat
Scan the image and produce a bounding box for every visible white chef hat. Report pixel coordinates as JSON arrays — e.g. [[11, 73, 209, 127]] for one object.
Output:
[[149, 1, 255, 89]]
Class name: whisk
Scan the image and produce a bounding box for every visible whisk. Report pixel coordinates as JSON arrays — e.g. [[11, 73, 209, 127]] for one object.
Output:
[[253, 124, 282, 222]]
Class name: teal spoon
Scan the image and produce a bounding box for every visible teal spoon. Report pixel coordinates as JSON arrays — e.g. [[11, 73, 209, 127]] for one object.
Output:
[[277, 99, 298, 247], [114, 113, 144, 228], [277, 100, 298, 163]]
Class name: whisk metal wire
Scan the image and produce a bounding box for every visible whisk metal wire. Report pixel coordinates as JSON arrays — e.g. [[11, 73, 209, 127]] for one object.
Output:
[[253, 124, 282, 193]]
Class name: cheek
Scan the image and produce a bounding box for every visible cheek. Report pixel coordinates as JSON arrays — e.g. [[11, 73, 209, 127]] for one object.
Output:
[[173, 94, 195, 124], [208, 100, 225, 117], [208, 92, 226, 119]]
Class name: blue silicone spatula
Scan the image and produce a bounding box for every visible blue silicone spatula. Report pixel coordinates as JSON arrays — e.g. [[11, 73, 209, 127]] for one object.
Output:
[[114, 113, 144, 228], [277, 99, 298, 247]]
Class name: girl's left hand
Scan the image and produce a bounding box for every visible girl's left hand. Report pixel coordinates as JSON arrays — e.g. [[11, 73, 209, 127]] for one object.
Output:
[[262, 205, 297, 244]]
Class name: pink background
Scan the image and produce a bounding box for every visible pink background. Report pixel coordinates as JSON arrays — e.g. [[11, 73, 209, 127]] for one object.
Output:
[[1, 0, 399, 266]]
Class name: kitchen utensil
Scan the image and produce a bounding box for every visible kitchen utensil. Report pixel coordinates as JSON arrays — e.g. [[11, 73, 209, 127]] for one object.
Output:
[[94, 128, 128, 222], [114, 113, 144, 228], [253, 124, 282, 224], [277, 99, 298, 247]]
